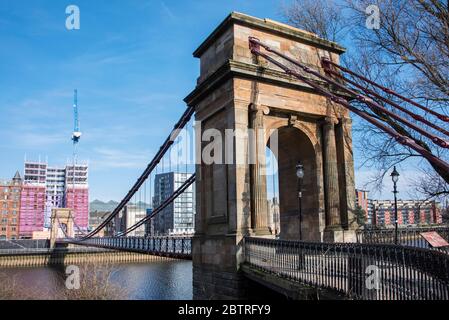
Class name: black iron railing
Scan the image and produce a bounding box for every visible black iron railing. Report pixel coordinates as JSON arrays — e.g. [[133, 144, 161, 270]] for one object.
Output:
[[357, 226, 449, 250], [63, 236, 192, 259], [244, 237, 449, 300], [0, 239, 50, 250]]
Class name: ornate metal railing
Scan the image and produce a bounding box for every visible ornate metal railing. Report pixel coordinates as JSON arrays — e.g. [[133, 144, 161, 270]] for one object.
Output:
[[0, 247, 114, 256], [357, 226, 449, 250], [0, 239, 50, 250], [63, 236, 192, 259], [243, 237, 449, 300]]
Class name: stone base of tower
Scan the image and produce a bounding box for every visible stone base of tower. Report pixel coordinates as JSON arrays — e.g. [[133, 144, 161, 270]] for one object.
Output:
[[193, 265, 249, 300], [192, 234, 249, 300], [323, 226, 357, 243]]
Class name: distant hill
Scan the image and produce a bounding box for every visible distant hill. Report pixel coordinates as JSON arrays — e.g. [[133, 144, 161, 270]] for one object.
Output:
[[90, 200, 152, 213], [90, 200, 119, 213]]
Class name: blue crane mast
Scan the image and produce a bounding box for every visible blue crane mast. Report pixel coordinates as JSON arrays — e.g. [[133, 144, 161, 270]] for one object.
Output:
[[72, 89, 82, 144]]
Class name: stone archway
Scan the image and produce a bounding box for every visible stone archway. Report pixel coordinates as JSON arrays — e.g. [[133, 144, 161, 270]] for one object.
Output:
[[50, 208, 74, 248], [267, 126, 322, 241], [186, 12, 357, 299]]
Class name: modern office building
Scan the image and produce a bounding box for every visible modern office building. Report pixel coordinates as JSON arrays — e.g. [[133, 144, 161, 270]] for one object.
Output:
[[0, 172, 22, 240], [114, 204, 147, 237], [152, 172, 195, 236]]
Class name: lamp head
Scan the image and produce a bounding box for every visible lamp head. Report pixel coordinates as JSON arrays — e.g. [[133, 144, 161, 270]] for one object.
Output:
[[391, 166, 400, 184], [296, 162, 305, 179]]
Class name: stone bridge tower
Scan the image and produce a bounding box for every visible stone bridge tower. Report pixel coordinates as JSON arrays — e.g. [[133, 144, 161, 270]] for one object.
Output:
[[50, 208, 74, 248], [185, 12, 357, 299]]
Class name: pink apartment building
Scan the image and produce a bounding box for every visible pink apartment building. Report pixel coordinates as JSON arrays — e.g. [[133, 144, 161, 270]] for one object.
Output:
[[64, 164, 89, 233], [18, 160, 89, 238], [19, 184, 46, 238], [65, 187, 89, 231]]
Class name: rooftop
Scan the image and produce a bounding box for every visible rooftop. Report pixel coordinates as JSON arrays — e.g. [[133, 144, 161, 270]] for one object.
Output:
[[193, 12, 346, 58]]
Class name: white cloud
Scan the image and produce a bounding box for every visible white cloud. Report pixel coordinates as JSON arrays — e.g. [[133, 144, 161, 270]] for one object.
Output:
[[11, 132, 66, 149], [88, 147, 153, 170], [161, 2, 177, 21]]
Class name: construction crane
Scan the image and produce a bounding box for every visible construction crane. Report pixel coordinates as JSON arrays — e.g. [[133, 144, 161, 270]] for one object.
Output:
[[70, 89, 85, 236], [72, 89, 82, 145]]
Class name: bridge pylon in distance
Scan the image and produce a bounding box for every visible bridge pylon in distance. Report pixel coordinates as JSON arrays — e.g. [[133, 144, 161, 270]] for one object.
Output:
[[50, 208, 75, 248], [185, 12, 357, 299]]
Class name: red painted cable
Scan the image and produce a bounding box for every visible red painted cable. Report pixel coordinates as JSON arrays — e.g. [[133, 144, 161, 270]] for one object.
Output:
[[248, 37, 448, 149], [323, 67, 449, 138], [323, 58, 449, 123], [248, 37, 449, 173]]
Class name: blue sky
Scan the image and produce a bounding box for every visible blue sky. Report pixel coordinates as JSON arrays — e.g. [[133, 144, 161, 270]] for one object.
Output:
[[0, 0, 415, 201]]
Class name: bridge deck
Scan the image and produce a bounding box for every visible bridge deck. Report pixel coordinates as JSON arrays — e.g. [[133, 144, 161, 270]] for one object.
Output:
[[61, 237, 192, 260], [244, 237, 449, 300]]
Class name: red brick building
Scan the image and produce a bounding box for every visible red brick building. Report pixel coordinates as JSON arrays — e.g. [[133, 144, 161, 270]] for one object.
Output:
[[355, 191, 443, 226], [0, 172, 22, 240]]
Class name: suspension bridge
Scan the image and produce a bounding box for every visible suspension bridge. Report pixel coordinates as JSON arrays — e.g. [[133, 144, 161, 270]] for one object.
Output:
[[55, 13, 448, 300]]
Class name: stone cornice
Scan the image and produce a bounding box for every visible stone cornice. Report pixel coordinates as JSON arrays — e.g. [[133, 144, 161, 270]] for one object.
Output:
[[184, 60, 351, 107], [193, 12, 346, 58]]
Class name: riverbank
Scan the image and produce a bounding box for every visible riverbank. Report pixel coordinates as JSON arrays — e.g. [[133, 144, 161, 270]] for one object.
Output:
[[0, 248, 177, 268]]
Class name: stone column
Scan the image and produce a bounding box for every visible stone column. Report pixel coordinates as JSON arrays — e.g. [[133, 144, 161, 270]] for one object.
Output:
[[249, 104, 271, 235], [338, 118, 358, 230], [323, 117, 343, 241]]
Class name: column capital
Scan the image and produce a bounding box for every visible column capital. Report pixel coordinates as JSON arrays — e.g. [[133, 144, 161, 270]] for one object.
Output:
[[249, 103, 270, 115], [323, 116, 339, 126]]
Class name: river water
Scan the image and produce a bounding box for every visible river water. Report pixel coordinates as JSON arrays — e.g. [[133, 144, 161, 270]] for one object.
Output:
[[0, 260, 193, 300]]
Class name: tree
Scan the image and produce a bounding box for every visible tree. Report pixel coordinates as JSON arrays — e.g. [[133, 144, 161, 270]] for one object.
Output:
[[281, 0, 348, 42], [282, 0, 449, 199], [354, 205, 367, 226]]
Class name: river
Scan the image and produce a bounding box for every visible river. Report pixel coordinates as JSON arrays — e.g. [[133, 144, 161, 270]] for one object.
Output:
[[0, 260, 193, 300]]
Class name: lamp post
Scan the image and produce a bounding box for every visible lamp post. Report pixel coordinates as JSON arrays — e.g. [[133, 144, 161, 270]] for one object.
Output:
[[296, 162, 305, 241], [391, 166, 400, 245]]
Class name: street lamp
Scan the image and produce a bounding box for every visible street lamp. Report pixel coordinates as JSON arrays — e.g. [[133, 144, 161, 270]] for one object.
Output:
[[296, 162, 305, 241], [391, 166, 400, 245]]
